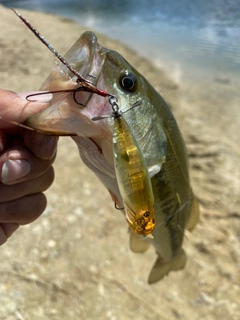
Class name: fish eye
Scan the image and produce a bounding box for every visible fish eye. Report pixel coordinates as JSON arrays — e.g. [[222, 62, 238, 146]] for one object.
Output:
[[119, 71, 138, 92]]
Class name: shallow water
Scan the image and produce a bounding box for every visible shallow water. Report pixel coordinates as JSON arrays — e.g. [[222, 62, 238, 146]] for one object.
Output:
[[1, 0, 239, 83]]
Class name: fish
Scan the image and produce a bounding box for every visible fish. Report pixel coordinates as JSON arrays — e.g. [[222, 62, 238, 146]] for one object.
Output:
[[92, 97, 156, 236], [14, 11, 200, 283]]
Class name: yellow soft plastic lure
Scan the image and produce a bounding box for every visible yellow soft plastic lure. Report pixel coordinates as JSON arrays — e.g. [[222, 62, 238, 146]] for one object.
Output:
[[110, 97, 156, 235]]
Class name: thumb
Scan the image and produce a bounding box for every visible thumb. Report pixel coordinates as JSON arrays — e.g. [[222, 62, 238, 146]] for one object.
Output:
[[0, 89, 52, 129]]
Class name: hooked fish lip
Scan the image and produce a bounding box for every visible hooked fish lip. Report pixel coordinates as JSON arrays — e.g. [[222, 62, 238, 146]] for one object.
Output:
[[24, 31, 110, 136], [61, 31, 107, 105]]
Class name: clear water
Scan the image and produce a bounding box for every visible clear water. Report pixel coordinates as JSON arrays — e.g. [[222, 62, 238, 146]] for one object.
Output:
[[1, 0, 239, 83]]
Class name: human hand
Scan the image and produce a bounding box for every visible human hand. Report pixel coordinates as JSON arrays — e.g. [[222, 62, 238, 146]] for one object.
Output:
[[0, 89, 58, 245]]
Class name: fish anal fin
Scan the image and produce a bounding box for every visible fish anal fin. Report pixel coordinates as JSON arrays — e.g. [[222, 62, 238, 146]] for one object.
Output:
[[185, 192, 200, 232], [148, 249, 187, 284], [129, 231, 150, 253]]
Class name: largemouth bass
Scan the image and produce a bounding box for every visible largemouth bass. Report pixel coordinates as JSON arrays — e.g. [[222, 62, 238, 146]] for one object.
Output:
[[15, 12, 199, 283]]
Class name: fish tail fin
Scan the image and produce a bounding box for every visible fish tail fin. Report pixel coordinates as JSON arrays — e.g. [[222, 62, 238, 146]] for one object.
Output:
[[148, 249, 187, 284], [129, 231, 150, 253], [186, 191, 200, 232]]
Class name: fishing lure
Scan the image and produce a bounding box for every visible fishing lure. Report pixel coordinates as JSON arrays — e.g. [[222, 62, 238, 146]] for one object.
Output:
[[93, 96, 156, 235], [11, 8, 109, 101]]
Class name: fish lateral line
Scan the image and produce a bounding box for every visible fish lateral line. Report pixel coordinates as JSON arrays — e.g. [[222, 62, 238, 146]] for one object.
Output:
[[11, 8, 109, 98]]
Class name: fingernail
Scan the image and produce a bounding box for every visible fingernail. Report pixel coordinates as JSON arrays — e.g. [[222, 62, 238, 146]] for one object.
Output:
[[18, 91, 53, 103], [1, 159, 31, 184]]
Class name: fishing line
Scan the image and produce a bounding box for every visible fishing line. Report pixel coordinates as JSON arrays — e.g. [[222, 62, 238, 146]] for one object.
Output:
[[11, 8, 109, 98], [54, 56, 72, 81], [153, 197, 191, 232]]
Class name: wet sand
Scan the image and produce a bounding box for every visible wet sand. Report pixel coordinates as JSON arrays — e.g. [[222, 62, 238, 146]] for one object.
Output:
[[0, 5, 239, 320]]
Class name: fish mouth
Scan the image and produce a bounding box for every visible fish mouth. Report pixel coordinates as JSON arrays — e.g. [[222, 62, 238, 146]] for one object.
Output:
[[56, 31, 105, 86], [41, 31, 106, 89], [24, 32, 118, 202], [25, 31, 109, 136]]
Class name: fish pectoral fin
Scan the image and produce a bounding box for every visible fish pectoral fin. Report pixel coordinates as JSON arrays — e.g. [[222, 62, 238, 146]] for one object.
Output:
[[147, 164, 161, 178], [185, 192, 200, 232], [148, 249, 187, 284], [129, 231, 150, 253]]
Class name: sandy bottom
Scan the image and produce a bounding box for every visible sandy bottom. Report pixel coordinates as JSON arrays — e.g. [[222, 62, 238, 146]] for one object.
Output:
[[0, 5, 239, 320]]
